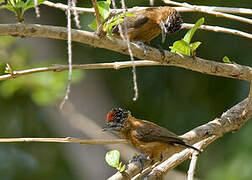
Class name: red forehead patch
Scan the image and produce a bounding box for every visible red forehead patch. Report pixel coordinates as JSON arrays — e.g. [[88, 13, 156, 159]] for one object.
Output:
[[106, 110, 115, 123]]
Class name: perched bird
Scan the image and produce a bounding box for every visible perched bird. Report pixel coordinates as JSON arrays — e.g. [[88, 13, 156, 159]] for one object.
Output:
[[103, 108, 200, 161], [112, 6, 183, 44]]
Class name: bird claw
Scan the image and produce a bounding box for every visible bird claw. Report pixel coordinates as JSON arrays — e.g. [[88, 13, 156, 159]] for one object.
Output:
[[129, 154, 148, 171], [133, 41, 148, 55], [153, 44, 165, 60]]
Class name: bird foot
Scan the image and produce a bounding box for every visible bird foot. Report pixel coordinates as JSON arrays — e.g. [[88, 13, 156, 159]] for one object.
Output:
[[129, 154, 148, 171], [133, 41, 148, 55], [153, 44, 165, 60]]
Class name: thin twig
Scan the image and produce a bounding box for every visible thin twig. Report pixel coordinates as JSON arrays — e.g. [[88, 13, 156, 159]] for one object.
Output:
[[0, 137, 127, 144], [92, 0, 102, 26], [187, 151, 200, 180], [34, 0, 40, 17], [182, 23, 252, 39], [43, 1, 95, 13], [120, 0, 138, 101], [149, 0, 154, 6], [0, 61, 159, 81], [43, 1, 252, 15], [60, 0, 73, 109], [111, 0, 124, 40], [72, 0, 81, 29], [163, 0, 252, 25], [176, 6, 252, 15]]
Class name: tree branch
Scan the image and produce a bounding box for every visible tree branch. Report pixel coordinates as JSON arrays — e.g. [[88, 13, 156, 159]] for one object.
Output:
[[182, 23, 252, 39], [0, 137, 127, 144], [163, 0, 252, 25], [187, 149, 201, 180], [0, 61, 160, 81], [43, 1, 94, 13], [0, 23, 251, 82], [176, 6, 252, 15], [91, 0, 102, 26]]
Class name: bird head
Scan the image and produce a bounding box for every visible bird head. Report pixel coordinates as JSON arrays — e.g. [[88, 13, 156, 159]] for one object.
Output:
[[160, 11, 183, 43], [103, 108, 130, 132]]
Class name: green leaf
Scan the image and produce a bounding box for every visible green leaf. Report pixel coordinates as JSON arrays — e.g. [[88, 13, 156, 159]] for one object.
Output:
[[88, 0, 111, 30], [2, 0, 47, 21], [223, 56, 231, 63], [118, 12, 136, 19], [183, 17, 204, 44], [88, 19, 97, 31], [116, 161, 126, 173], [22, 0, 47, 13], [97, 0, 111, 20], [106, 18, 123, 36], [5, 63, 13, 74], [169, 40, 191, 56], [106, 12, 135, 35], [190, 41, 201, 51], [105, 150, 120, 168]]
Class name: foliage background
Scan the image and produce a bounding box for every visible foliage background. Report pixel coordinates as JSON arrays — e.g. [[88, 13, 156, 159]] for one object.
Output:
[[0, 0, 251, 179]]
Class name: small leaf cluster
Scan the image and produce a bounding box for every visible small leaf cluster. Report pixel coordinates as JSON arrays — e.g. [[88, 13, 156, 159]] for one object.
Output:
[[0, 0, 46, 22], [105, 150, 126, 173], [88, 0, 135, 35], [170, 17, 204, 57]]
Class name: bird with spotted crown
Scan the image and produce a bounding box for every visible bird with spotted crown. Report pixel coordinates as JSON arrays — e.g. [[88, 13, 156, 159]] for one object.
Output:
[[103, 108, 200, 161]]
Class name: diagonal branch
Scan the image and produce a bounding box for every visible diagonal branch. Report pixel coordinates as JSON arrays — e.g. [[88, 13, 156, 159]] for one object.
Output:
[[146, 136, 217, 180], [0, 23, 251, 82]]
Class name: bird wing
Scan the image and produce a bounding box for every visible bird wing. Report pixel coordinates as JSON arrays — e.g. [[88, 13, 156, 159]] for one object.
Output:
[[132, 120, 185, 144], [132, 119, 200, 152], [112, 12, 149, 34]]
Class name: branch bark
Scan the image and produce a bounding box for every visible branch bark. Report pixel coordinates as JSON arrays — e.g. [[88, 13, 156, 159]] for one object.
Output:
[[0, 23, 251, 82]]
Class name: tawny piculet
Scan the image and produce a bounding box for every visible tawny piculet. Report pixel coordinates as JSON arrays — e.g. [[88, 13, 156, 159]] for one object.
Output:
[[103, 108, 200, 161], [112, 6, 183, 44]]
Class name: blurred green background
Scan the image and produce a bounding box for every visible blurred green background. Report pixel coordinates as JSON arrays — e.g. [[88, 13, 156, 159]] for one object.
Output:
[[0, 0, 251, 179]]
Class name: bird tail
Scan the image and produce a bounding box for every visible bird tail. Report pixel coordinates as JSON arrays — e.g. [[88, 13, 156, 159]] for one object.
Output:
[[171, 141, 202, 153]]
